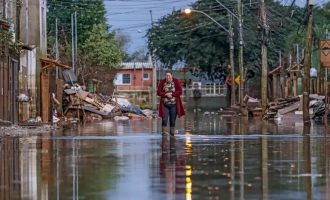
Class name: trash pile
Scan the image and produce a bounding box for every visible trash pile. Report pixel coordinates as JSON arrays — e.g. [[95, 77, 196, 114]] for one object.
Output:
[[262, 96, 300, 120], [261, 94, 327, 121], [55, 70, 156, 124], [221, 94, 330, 121]]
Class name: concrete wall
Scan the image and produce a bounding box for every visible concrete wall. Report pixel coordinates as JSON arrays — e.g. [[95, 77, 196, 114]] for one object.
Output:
[[20, 0, 47, 54], [19, 48, 37, 121], [19, 0, 47, 120]]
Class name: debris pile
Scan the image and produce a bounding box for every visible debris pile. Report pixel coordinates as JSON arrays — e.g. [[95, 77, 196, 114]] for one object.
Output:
[[59, 87, 156, 123], [262, 96, 300, 120], [55, 70, 155, 124]]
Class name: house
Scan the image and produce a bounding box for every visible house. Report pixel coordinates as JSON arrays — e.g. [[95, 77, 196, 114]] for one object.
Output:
[[0, 0, 47, 123], [114, 62, 154, 106], [114, 62, 153, 90]]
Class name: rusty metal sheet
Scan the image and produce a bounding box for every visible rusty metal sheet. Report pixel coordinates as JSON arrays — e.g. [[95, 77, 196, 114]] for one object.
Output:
[[320, 40, 330, 67]]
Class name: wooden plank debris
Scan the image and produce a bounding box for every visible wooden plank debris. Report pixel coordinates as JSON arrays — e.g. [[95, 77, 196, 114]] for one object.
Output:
[[263, 96, 301, 120]]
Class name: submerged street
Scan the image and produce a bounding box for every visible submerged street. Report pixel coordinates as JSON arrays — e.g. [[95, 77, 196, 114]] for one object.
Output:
[[1, 109, 330, 200]]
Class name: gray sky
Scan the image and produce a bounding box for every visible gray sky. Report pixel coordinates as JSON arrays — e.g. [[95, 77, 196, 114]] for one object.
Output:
[[105, 0, 327, 54], [105, 0, 196, 53]]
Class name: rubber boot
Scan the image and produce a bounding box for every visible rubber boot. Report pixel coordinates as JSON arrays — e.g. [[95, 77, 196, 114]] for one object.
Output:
[[162, 126, 167, 136], [170, 127, 175, 137]]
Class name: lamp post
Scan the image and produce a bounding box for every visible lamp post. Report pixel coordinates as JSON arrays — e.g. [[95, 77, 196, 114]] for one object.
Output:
[[184, 8, 229, 33], [184, 8, 236, 106], [212, 1, 245, 109]]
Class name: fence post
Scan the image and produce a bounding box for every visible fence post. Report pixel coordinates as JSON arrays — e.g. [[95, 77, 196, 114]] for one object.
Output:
[[213, 83, 216, 95]]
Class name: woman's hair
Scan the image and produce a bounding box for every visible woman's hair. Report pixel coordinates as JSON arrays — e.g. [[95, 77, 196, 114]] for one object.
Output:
[[165, 69, 173, 75]]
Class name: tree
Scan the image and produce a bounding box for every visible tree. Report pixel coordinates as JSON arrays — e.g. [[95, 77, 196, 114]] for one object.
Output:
[[123, 49, 149, 62], [78, 24, 122, 89], [47, 0, 108, 46], [147, 0, 229, 69], [146, 0, 312, 94], [47, 0, 123, 94], [82, 24, 122, 69], [114, 30, 131, 52]]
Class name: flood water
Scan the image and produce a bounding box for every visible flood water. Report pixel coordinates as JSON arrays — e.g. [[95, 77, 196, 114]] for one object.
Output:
[[1, 110, 330, 200]]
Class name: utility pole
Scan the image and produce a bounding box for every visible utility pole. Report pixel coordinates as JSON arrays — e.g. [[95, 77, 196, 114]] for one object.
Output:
[[74, 11, 78, 74], [260, 0, 268, 113], [279, 51, 282, 68], [303, 0, 314, 124], [25, 0, 28, 44], [325, 29, 329, 123], [237, 0, 244, 112], [213, 1, 239, 106], [150, 10, 157, 111], [71, 13, 75, 73], [16, 0, 22, 41], [296, 44, 300, 64], [55, 18, 59, 78], [228, 13, 235, 106]]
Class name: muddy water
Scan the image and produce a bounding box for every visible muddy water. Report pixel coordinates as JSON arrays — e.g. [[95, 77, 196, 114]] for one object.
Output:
[[1, 111, 330, 200]]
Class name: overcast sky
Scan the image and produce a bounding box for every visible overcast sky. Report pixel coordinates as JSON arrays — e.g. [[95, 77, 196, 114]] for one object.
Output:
[[105, 0, 196, 53], [105, 0, 327, 54]]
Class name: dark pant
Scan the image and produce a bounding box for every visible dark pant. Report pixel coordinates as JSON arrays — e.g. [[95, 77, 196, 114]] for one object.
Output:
[[162, 104, 177, 127]]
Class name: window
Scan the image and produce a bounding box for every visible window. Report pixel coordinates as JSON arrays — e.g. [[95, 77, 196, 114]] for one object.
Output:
[[122, 74, 131, 84], [143, 73, 149, 80]]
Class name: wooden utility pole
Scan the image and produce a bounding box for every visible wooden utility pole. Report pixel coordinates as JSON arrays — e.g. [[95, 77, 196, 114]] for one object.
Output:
[[324, 30, 329, 123], [237, 0, 244, 112], [214, 0, 239, 106], [71, 13, 75, 73], [74, 11, 78, 73], [260, 0, 268, 113], [150, 10, 157, 111], [229, 14, 235, 106], [16, 0, 22, 41], [55, 18, 59, 78], [303, 0, 314, 123]]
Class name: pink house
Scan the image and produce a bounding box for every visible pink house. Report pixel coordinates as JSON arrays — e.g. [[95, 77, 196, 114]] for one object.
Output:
[[114, 62, 154, 91]]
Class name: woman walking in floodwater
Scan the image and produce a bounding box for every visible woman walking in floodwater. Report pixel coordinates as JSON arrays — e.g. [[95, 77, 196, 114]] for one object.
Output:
[[157, 70, 185, 137]]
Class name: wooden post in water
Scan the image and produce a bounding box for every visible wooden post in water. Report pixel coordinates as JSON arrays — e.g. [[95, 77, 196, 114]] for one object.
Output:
[[302, 0, 314, 124]]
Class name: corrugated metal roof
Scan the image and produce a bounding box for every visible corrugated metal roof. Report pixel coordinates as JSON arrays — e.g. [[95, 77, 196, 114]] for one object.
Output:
[[121, 62, 153, 69]]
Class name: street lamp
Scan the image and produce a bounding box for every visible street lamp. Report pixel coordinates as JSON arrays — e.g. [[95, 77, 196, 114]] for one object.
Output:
[[183, 8, 236, 106], [184, 8, 229, 33], [213, 0, 246, 110]]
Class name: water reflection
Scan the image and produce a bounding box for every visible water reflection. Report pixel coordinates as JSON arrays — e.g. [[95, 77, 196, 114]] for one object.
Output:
[[159, 136, 186, 199], [1, 112, 330, 199], [0, 138, 21, 200], [303, 126, 312, 200]]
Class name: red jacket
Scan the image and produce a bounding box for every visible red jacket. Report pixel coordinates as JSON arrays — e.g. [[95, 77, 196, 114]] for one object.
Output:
[[157, 78, 185, 118]]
